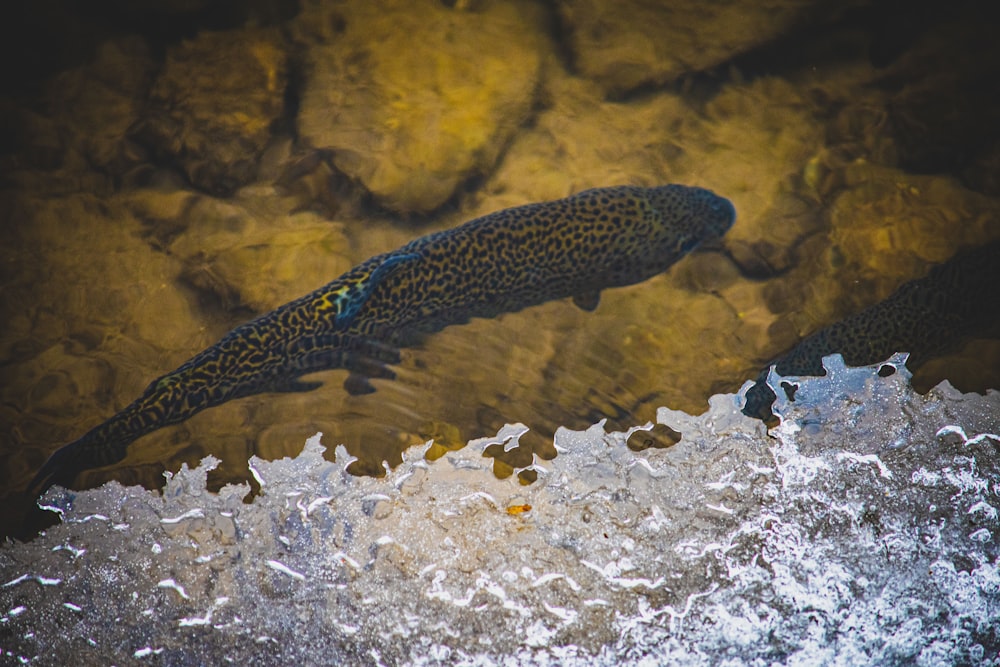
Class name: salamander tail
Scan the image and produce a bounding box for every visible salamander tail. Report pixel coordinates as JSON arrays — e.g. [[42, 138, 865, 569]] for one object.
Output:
[[26, 440, 88, 498]]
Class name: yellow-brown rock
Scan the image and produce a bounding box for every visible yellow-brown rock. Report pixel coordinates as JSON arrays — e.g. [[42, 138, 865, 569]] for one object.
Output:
[[295, 0, 546, 213], [556, 0, 861, 96], [134, 29, 288, 195]]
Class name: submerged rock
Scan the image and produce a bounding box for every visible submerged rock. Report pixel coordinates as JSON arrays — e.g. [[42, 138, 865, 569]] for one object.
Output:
[[554, 0, 862, 96], [0, 37, 154, 196], [294, 0, 546, 214], [820, 163, 1000, 322], [0, 191, 203, 498], [163, 187, 355, 313], [131, 28, 289, 196], [45, 37, 155, 181]]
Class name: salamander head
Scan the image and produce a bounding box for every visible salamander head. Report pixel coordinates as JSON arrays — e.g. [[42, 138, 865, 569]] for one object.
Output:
[[645, 184, 735, 254], [591, 184, 734, 286]]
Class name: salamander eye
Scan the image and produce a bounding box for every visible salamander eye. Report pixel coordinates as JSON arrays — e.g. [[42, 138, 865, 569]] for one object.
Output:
[[677, 236, 699, 253]]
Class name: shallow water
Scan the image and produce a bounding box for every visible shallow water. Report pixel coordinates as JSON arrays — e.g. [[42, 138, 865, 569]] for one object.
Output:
[[2, 1, 1000, 508], [2, 356, 998, 664], [0, 4, 997, 664]]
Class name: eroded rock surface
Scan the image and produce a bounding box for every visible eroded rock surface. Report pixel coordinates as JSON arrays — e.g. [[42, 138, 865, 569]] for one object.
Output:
[[555, 0, 862, 96], [132, 29, 288, 195], [294, 0, 547, 213]]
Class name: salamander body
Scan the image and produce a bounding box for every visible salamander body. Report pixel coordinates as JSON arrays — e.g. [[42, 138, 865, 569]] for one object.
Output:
[[742, 239, 1000, 424], [28, 184, 735, 494]]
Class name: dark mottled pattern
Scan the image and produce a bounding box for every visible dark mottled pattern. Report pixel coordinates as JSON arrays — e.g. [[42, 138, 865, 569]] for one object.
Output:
[[28, 184, 734, 495], [743, 240, 1000, 424]]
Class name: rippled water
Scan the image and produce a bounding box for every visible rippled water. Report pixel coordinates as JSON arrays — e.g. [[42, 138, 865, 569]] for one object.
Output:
[[3, 1, 999, 518], [2, 22, 1000, 667], [3, 355, 997, 665]]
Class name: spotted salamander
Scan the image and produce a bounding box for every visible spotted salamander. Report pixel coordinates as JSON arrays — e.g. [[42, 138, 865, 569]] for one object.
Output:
[[742, 239, 1000, 424], [28, 184, 735, 495]]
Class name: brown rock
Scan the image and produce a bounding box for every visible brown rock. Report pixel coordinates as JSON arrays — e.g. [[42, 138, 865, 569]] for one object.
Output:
[[164, 186, 354, 313], [556, 0, 861, 96], [0, 191, 202, 496], [295, 0, 546, 213], [46, 37, 155, 177], [133, 29, 288, 195], [0, 37, 154, 194], [827, 163, 1000, 302]]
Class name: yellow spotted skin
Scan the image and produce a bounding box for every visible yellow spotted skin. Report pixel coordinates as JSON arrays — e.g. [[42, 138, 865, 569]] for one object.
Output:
[[28, 185, 735, 495]]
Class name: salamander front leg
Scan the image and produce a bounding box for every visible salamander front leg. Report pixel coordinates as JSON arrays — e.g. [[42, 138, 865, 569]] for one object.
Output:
[[341, 348, 399, 395]]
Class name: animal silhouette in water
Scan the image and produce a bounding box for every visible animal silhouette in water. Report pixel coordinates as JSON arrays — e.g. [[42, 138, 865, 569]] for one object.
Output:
[[28, 184, 736, 495], [742, 240, 1000, 424]]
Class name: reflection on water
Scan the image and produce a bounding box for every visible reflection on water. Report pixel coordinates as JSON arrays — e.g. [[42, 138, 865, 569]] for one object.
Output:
[[1, 357, 998, 664], [1, 0, 999, 547]]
